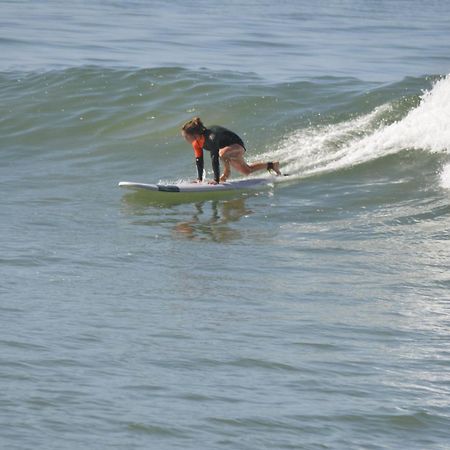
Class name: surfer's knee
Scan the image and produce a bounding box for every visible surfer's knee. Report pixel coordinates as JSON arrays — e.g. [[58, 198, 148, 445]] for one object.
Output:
[[219, 148, 228, 158]]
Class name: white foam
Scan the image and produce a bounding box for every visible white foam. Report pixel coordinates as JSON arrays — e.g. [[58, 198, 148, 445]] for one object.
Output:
[[440, 163, 450, 189], [270, 75, 450, 178]]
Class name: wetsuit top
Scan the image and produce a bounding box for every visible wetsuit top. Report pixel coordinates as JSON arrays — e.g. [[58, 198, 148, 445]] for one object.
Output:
[[192, 126, 246, 182]]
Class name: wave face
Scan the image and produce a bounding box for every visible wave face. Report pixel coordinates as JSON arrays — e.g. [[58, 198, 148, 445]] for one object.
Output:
[[1, 67, 449, 188]]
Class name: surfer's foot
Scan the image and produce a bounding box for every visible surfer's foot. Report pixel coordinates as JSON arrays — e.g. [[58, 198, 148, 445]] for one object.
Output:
[[220, 174, 228, 182], [267, 161, 282, 176]]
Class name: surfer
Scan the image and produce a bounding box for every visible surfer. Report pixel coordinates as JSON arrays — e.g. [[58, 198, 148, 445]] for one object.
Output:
[[181, 117, 282, 184]]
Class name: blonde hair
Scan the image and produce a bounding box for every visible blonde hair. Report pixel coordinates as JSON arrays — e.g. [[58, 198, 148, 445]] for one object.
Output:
[[181, 117, 207, 136]]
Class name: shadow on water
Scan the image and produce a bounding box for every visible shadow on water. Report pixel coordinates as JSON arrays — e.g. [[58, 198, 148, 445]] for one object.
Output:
[[120, 193, 255, 242]]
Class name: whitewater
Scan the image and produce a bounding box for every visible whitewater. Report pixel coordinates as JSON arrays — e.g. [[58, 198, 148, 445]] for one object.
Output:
[[271, 75, 450, 189]]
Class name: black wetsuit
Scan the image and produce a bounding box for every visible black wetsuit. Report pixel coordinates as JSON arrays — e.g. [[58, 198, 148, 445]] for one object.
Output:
[[196, 126, 246, 182]]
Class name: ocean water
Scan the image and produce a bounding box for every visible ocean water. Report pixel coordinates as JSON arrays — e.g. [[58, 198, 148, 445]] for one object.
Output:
[[1, 1, 450, 449]]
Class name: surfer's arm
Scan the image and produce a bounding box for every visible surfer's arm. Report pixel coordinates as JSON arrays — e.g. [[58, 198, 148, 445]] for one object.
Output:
[[210, 150, 220, 183], [195, 155, 204, 181], [192, 140, 204, 181]]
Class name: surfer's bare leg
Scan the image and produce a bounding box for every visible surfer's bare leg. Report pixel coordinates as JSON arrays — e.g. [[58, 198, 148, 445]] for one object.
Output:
[[219, 144, 281, 179], [219, 145, 244, 181], [220, 158, 231, 182]]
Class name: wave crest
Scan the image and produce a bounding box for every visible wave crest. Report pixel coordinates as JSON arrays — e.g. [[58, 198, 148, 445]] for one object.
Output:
[[273, 75, 450, 178]]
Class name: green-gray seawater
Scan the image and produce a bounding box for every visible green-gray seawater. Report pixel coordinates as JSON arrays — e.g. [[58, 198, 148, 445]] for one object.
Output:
[[1, 1, 450, 449]]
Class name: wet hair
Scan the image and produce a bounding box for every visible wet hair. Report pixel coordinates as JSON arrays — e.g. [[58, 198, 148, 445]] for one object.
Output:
[[181, 117, 207, 136]]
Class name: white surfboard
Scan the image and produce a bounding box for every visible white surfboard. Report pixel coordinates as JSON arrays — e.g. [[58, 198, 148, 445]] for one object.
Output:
[[118, 177, 277, 193]]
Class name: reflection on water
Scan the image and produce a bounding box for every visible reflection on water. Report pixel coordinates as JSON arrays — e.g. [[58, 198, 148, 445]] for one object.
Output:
[[173, 199, 252, 242], [120, 192, 254, 242]]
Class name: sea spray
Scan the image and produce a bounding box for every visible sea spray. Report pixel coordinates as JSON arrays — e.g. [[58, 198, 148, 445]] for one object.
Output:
[[273, 75, 450, 178], [440, 163, 450, 189]]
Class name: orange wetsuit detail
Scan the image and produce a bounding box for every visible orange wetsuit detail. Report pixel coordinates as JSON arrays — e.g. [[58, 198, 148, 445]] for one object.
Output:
[[192, 136, 205, 158], [192, 136, 205, 180]]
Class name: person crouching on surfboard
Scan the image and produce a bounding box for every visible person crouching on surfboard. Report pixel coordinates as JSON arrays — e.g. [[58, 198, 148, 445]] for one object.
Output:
[[181, 117, 282, 184]]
